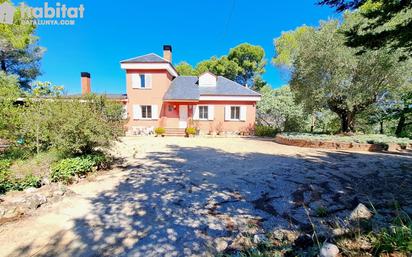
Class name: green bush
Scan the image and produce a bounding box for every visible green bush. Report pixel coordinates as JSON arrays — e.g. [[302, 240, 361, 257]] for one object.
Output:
[[12, 174, 41, 191], [185, 127, 196, 135], [255, 125, 279, 137], [155, 127, 165, 136], [50, 153, 112, 184]]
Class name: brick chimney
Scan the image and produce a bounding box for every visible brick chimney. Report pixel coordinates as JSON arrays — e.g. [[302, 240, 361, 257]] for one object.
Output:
[[163, 45, 172, 63], [81, 72, 91, 95]]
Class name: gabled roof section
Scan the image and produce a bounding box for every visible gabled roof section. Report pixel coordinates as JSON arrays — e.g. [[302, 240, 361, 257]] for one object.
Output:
[[199, 76, 261, 96], [163, 74, 261, 101], [163, 76, 199, 101], [120, 53, 169, 63]]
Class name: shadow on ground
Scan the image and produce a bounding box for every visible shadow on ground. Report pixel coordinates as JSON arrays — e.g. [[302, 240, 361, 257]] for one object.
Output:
[[8, 144, 412, 257]]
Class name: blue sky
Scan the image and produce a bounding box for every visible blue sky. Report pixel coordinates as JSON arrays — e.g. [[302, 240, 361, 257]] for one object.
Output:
[[24, 0, 338, 93]]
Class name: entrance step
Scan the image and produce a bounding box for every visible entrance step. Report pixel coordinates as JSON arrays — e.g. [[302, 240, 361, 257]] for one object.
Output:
[[164, 128, 186, 137]]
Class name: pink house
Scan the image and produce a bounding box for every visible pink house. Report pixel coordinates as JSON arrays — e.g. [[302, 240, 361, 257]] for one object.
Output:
[[120, 45, 261, 136]]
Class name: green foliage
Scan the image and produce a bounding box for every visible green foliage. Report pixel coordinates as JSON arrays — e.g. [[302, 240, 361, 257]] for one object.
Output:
[[254, 125, 278, 137], [315, 206, 328, 217], [0, 1, 44, 89], [175, 61, 197, 76], [185, 127, 196, 135], [370, 213, 412, 255], [175, 43, 266, 90], [12, 174, 41, 191], [257, 85, 309, 132], [319, 0, 412, 58], [155, 127, 165, 136], [273, 17, 410, 132], [19, 92, 124, 156], [50, 153, 111, 184], [282, 132, 412, 145]]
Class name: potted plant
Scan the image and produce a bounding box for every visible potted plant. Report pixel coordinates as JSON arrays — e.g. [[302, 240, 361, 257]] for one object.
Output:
[[185, 127, 196, 137], [154, 127, 165, 137]]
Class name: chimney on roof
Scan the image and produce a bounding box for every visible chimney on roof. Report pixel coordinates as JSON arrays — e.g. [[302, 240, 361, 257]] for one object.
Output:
[[81, 72, 91, 95], [163, 45, 172, 63]]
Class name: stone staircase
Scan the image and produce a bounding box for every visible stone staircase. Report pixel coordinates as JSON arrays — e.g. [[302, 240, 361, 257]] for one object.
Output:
[[164, 128, 186, 137]]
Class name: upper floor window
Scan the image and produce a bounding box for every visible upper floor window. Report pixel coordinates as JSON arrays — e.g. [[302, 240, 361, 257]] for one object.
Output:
[[140, 74, 146, 88], [199, 106, 208, 120], [230, 106, 240, 120], [132, 73, 152, 89]]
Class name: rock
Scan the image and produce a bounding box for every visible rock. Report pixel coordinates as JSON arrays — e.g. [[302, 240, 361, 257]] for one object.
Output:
[[41, 177, 51, 185], [24, 193, 47, 209], [350, 203, 373, 221], [24, 187, 38, 193], [214, 238, 228, 252], [320, 243, 339, 257], [253, 234, 267, 244], [272, 229, 299, 242], [229, 234, 253, 250]]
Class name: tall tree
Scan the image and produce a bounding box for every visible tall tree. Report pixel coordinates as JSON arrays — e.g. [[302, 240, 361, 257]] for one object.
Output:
[[175, 43, 267, 90], [273, 18, 409, 133], [318, 0, 412, 57], [175, 61, 197, 76], [0, 1, 44, 89], [228, 43, 266, 88]]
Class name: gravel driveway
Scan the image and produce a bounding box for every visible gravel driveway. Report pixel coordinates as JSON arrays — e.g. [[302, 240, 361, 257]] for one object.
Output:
[[1, 137, 411, 257]]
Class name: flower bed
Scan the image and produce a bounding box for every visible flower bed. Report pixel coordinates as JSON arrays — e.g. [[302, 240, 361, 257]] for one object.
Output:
[[275, 133, 412, 152]]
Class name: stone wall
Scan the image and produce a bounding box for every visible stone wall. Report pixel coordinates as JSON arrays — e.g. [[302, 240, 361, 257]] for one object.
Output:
[[274, 135, 407, 152]]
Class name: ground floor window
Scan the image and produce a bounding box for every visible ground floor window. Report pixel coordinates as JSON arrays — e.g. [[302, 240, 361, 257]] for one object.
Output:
[[230, 106, 240, 120], [199, 106, 208, 120], [141, 105, 152, 119]]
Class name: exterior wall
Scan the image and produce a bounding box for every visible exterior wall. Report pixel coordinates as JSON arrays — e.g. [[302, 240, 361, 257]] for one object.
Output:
[[125, 69, 173, 130], [191, 101, 256, 134]]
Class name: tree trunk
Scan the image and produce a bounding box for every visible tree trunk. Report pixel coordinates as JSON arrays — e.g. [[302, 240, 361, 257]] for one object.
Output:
[[395, 114, 406, 137], [337, 111, 356, 133], [310, 114, 315, 133], [379, 121, 384, 134]]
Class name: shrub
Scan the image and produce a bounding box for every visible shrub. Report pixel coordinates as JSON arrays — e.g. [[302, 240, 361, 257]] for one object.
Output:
[[12, 174, 41, 191], [155, 127, 165, 136], [255, 125, 279, 137], [51, 157, 94, 184], [186, 127, 196, 136], [50, 153, 112, 184]]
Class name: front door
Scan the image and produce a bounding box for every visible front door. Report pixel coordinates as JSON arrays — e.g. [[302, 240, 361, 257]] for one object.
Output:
[[179, 105, 188, 128]]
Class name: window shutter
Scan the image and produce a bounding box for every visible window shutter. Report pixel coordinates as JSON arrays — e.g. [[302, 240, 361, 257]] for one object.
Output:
[[240, 106, 246, 121], [131, 74, 141, 88], [145, 74, 152, 88], [133, 104, 141, 119], [122, 105, 128, 119], [151, 105, 158, 120], [225, 106, 231, 120], [193, 105, 199, 120], [208, 105, 214, 120]]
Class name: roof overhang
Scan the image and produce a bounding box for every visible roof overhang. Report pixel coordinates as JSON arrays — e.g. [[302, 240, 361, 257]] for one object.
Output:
[[120, 63, 178, 77], [198, 95, 261, 101], [163, 99, 199, 103]]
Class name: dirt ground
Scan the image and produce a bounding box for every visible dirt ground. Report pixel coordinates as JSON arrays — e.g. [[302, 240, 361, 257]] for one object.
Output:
[[0, 137, 411, 257]]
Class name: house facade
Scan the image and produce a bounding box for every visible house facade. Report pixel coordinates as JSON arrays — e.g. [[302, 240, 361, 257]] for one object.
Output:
[[120, 45, 261, 135]]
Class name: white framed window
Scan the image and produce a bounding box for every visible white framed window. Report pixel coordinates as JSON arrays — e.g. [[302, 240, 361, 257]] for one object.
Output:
[[193, 105, 214, 120], [141, 105, 152, 119], [225, 105, 246, 121], [199, 106, 208, 120], [230, 106, 240, 120], [131, 73, 152, 89]]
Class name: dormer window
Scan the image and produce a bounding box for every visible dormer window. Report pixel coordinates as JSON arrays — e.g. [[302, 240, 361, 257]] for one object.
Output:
[[131, 73, 152, 89], [198, 72, 217, 87]]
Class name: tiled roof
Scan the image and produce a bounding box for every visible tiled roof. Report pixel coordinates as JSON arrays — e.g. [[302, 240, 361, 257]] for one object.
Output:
[[200, 76, 261, 96], [163, 75, 260, 101], [120, 53, 169, 63], [163, 76, 199, 100]]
